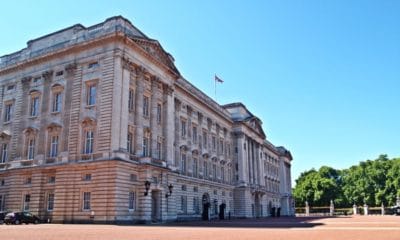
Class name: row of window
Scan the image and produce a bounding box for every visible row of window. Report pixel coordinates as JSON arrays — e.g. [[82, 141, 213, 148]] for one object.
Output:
[[180, 152, 232, 183], [2, 84, 95, 123], [180, 119, 231, 156], [15, 191, 136, 212], [0, 128, 94, 162], [128, 89, 162, 124]]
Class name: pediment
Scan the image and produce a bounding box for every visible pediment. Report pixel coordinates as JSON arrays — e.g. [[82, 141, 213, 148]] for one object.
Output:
[[131, 37, 180, 75], [247, 118, 266, 139]]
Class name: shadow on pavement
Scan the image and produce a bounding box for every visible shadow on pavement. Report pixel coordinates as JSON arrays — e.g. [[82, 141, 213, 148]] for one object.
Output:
[[149, 216, 349, 229]]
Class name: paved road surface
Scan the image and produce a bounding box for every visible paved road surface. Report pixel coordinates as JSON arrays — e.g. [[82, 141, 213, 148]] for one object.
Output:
[[1, 215, 400, 240]]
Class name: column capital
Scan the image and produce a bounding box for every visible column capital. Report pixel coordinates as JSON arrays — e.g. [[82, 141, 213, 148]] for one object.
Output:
[[42, 70, 54, 81], [65, 63, 77, 74], [163, 84, 174, 96], [21, 76, 32, 85], [122, 56, 135, 72]]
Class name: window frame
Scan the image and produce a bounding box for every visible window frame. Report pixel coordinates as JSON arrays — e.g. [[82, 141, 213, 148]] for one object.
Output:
[[47, 192, 55, 211], [83, 192, 91, 211]]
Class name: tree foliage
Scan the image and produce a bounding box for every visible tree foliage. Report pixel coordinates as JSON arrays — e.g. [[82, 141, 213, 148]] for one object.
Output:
[[293, 155, 400, 207]]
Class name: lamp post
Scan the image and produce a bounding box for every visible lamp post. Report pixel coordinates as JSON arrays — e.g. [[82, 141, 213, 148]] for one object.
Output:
[[165, 184, 173, 198], [144, 180, 151, 196]]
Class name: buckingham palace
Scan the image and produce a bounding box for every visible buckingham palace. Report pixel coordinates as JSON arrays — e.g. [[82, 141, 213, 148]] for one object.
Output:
[[0, 16, 293, 223]]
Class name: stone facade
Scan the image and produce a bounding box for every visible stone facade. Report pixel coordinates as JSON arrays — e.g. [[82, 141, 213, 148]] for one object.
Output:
[[0, 16, 293, 223]]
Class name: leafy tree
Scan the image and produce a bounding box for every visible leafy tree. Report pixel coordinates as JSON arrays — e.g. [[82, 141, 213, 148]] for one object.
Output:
[[293, 155, 400, 207]]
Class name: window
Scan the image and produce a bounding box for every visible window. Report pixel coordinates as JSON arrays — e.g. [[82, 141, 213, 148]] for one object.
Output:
[[88, 61, 99, 69], [30, 96, 40, 117], [220, 139, 224, 155], [55, 70, 64, 76], [193, 197, 200, 214], [193, 158, 198, 178], [156, 141, 162, 159], [143, 96, 149, 117], [192, 126, 197, 143], [203, 131, 207, 149], [127, 132, 133, 154], [52, 92, 62, 112], [49, 135, 59, 157], [83, 174, 92, 181], [204, 161, 208, 178], [83, 130, 94, 154], [47, 193, 54, 211], [181, 120, 186, 137], [7, 85, 14, 91], [48, 176, 56, 184], [23, 194, 31, 211], [128, 89, 135, 111], [1, 143, 8, 163], [130, 174, 137, 182], [4, 103, 13, 122], [87, 84, 96, 106], [212, 164, 217, 180], [180, 196, 187, 213], [83, 192, 91, 210], [212, 136, 216, 151], [27, 138, 36, 160], [157, 103, 162, 124], [128, 191, 135, 210], [142, 136, 149, 157], [25, 177, 32, 185], [221, 167, 225, 182], [181, 153, 186, 174]]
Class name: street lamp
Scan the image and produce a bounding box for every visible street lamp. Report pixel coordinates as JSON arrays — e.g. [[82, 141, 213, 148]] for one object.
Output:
[[165, 184, 173, 198], [144, 180, 151, 196]]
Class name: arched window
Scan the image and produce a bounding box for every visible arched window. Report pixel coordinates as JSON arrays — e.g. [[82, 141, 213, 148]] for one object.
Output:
[[51, 84, 64, 113], [23, 127, 39, 160], [29, 90, 41, 117], [81, 118, 96, 155], [0, 131, 11, 163], [47, 123, 62, 158]]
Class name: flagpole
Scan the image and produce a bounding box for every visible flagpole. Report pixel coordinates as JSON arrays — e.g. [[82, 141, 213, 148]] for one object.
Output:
[[214, 74, 217, 100]]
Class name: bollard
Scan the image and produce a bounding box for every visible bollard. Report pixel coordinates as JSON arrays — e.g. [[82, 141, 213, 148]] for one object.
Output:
[[305, 201, 310, 217], [329, 200, 334, 216], [363, 204, 368, 216], [353, 204, 357, 215]]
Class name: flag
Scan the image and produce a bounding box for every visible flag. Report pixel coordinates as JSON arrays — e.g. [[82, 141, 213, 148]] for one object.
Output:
[[215, 74, 224, 83]]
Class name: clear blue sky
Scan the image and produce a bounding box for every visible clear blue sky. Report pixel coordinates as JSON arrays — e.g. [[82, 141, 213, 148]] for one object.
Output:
[[1, 0, 399, 185]]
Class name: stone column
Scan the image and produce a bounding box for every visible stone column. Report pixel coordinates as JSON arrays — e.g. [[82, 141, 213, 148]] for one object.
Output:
[[111, 56, 129, 155], [247, 138, 252, 184], [150, 77, 158, 158], [163, 85, 175, 168], [134, 67, 145, 157], [236, 133, 247, 186]]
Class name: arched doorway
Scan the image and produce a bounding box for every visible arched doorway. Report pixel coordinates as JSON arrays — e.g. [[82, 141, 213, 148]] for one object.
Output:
[[202, 193, 210, 220]]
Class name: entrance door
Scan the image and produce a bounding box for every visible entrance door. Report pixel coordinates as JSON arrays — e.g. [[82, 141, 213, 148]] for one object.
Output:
[[255, 194, 260, 218], [202, 193, 210, 220], [151, 190, 161, 222]]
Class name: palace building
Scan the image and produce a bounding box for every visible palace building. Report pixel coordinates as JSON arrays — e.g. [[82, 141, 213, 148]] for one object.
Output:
[[0, 16, 293, 223]]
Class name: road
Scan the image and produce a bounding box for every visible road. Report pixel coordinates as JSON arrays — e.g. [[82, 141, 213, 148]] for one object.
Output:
[[1, 215, 400, 240]]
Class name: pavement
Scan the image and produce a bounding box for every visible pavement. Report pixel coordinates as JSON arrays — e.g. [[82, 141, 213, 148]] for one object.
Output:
[[1, 215, 400, 240]]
